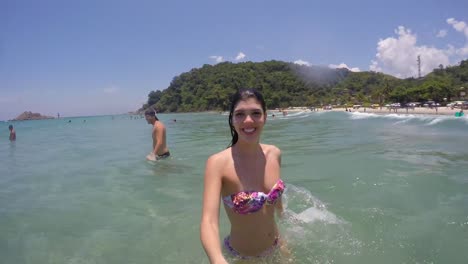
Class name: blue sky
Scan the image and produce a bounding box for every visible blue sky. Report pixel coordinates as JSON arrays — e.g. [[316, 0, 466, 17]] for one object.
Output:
[[1, 0, 467, 120]]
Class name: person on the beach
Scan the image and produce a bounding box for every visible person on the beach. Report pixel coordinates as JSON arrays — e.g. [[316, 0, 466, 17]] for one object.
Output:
[[144, 109, 170, 161], [8, 125, 16, 141], [200, 88, 286, 262]]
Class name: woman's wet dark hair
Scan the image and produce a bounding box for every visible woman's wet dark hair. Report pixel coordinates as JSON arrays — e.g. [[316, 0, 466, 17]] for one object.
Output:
[[228, 88, 266, 147]]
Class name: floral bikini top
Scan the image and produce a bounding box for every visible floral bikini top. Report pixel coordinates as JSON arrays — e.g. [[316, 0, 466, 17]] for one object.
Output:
[[222, 179, 285, 215]]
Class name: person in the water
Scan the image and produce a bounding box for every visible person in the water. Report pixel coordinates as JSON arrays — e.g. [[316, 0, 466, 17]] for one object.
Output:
[[144, 109, 170, 161], [9, 125, 16, 141], [200, 88, 286, 262]]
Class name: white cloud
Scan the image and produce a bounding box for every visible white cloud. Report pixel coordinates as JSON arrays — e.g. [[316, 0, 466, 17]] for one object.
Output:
[[103, 86, 119, 94], [293, 59, 311, 66], [235, 52, 246, 61], [370, 60, 382, 72], [447, 18, 468, 37], [436, 29, 447, 38], [209, 55, 224, 63], [447, 18, 468, 56], [329, 63, 360, 72], [369, 26, 451, 78], [458, 46, 468, 55]]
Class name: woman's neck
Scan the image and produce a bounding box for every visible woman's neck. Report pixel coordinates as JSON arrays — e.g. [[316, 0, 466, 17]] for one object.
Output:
[[233, 141, 261, 156]]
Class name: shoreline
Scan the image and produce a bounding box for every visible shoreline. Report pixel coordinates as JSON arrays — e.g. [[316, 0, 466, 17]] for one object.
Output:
[[331, 107, 463, 116], [272, 106, 464, 117]]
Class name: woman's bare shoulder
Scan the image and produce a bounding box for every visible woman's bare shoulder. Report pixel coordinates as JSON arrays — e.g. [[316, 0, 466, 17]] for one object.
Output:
[[261, 144, 281, 155], [206, 148, 231, 166]]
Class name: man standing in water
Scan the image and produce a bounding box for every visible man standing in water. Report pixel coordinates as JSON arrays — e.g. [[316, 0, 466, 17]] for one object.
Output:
[[9, 125, 16, 141], [144, 109, 170, 161]]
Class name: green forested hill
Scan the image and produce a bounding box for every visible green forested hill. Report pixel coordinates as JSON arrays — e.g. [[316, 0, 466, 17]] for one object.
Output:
[[141, 59, 468, 112]]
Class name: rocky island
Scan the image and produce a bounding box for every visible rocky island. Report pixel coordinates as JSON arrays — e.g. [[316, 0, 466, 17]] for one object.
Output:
[[10, 111, 55, 121]]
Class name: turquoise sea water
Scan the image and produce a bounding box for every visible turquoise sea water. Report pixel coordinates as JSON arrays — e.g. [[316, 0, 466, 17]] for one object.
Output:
[[1, 111, 468, 264]]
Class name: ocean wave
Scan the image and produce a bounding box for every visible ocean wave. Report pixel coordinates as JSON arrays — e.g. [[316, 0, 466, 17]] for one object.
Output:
[[348, 111, 468, 127]]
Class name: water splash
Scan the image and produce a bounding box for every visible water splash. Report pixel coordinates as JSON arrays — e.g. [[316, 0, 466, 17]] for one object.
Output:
[[279, 184, 363, 262]]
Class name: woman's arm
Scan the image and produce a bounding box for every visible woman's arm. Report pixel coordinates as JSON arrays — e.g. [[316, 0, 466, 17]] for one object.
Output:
[[200, 155, 228, 264]]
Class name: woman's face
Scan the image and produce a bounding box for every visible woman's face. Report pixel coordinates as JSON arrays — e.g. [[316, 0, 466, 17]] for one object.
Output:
[[232, 97, 266, 144]]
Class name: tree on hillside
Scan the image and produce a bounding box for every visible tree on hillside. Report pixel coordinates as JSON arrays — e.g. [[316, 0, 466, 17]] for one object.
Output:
[[141, 59, 468, 112]]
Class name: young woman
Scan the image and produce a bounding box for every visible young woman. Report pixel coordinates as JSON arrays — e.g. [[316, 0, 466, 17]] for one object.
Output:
[[200, 88, 285, 263]]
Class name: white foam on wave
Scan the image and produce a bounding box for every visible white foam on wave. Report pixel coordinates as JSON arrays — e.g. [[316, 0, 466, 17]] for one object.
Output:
[[349, 111, 466, 126], [291, 111, 317, 119], [350, 112, 420, 120], [446, 113, 468, 124], [286, 111, 307, 117], [313, 110, 329, 115], [426, 117, 447, 126], [386, 113, 418, 119], [421, 115, 466, 126], [281, 111, 309, 118], [348, 112, 380, 120], [275, 111, 316, 120], [350, 111, 415, 120]]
